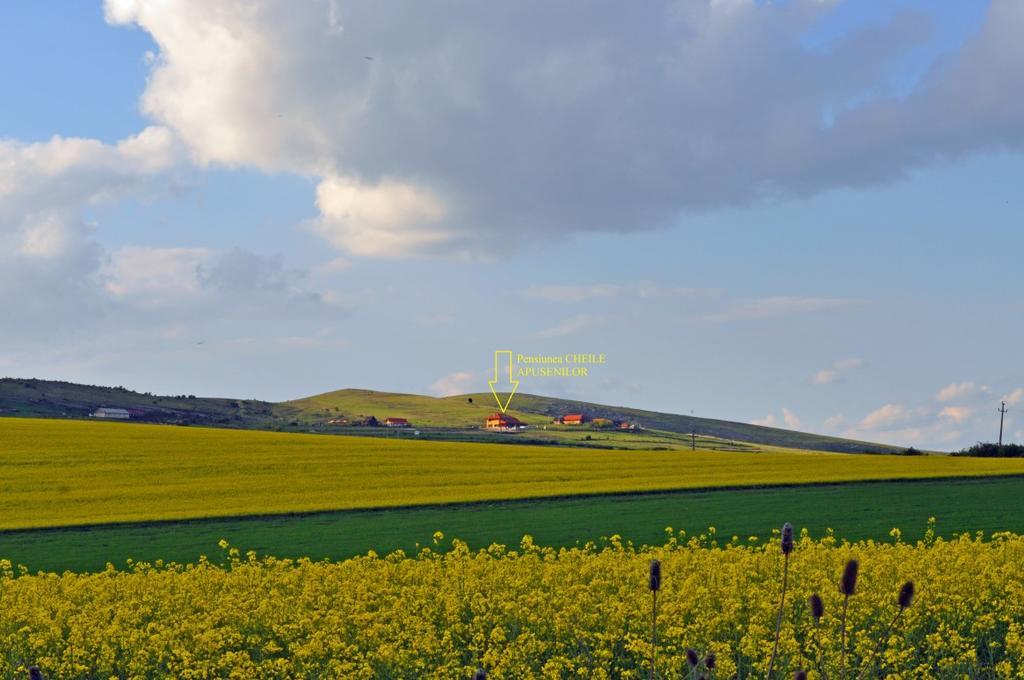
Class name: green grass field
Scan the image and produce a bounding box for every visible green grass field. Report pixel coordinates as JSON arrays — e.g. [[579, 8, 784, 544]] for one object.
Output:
[[3, 476, 1022, 573], [284, 388, 906, 453], [7, 417, 1024, 532], [282, 388, 551, 427]]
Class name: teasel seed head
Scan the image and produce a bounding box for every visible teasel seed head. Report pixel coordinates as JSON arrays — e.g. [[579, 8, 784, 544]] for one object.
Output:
[[898, 580, 915, 609], [686, 648, 700, 667], [840, 559, 859, 596], [781, 522, 794, 555], [649, 559, 662, 592], [794, 670, 808, 680], [809, 593, 825, 620], [704, 652, 716, 670]]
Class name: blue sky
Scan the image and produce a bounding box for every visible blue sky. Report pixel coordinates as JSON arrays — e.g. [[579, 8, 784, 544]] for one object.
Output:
[[1, 0, 1021, 449]]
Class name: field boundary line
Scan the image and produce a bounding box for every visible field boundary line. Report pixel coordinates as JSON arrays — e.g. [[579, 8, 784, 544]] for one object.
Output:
[[2, 473, 1023, 536]]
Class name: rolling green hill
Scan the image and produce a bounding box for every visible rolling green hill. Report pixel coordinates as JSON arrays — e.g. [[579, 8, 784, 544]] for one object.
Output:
[[283, 388, 905, 454], [0, 377, 276, 426], [0, 378, 905, 453]]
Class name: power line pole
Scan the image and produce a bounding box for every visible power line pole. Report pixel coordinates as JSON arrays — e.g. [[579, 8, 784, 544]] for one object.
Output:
[[998, 401, 1009, 446]]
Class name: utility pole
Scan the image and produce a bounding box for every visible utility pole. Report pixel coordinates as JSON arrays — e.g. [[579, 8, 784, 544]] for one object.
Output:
[[691, 429, 696, 451], [998, 401, 1009, 446]]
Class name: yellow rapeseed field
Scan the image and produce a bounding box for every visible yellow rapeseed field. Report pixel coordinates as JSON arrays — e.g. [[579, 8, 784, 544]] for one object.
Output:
[[1, 528, 1022, 678], [5, 417, 1024, 530]]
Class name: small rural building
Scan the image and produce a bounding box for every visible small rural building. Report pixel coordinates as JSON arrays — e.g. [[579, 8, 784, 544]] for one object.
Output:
[[485, 413, 523, 430], [618, 421, 639, 430], [384, 417, 410, 427], [92, 407, 130, 419], [560, 413, 586, 425], [326, 418, 349, 425]]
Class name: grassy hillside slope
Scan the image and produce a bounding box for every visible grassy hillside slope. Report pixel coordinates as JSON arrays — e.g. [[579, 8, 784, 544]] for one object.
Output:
[[3, 417, 1024, 531], [0, 378, 275, 426], [280, 388, 550, 427], [1, 379, 904, 453], [284, 388, 904, 453]]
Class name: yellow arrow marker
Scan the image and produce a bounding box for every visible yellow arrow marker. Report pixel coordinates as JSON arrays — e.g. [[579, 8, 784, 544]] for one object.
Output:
[[488, 349, 519, 413]]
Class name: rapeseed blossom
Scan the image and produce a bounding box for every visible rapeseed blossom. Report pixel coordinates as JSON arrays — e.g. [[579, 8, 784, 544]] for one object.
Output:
[[0, 529, 1022, 678]]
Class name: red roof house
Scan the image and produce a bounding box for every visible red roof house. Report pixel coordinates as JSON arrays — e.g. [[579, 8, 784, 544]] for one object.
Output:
[[485, 413, 523, 430]]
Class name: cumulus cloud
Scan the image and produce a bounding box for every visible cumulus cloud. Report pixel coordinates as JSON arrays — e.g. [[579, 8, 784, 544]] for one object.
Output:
[[936, 381, 982, 402], [0, 127, 179, 255], [428, 371, 479, 397], [311, 176, 454, 257], [104, 247, 212, 302], [812, 357, 865, 385], [105, 0, 1024, 258], [835, 380, 1024, 449], [782, 407, 802, 429], [938, 406, 973, 423], [1003, 388, 1024, 406], [751, 408, 801, 430], [823, 414, 846, 431], [0, 127, 182, 336], [859, 403, 910, 430]]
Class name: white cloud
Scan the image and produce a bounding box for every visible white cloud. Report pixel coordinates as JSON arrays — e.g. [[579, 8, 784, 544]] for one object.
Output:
[[782, 407, 802, 429], [938, 406, 973, 423], [750, 408, 801, 430], [1003, 388, 1024, 406], [936, 381, 979, 402], [311, 176, 454, 258], [104, 247, 212, 302], [823, 414, 846, 431], [0, 127, 183, 337], [428, 371, 478, 397], [702, 296, 866, 323], [812, 369, 838, 385], [0, 127, 180, 258], [105, 0, 1024, 258], [859, 403, 909, 430], [812, 357, 864, 385], [533, 314, 609, 339]]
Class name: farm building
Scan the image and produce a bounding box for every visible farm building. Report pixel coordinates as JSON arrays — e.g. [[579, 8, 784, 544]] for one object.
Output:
[[558, 413, 586, 425], [384, 417, 410, 427], [485, 413, 523, 431], [92, 407, 130, 419]]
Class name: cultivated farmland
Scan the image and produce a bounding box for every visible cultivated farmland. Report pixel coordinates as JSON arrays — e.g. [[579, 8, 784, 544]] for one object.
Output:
[[5, 417, 1024, 531], [2, 532, 1023, 678]]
